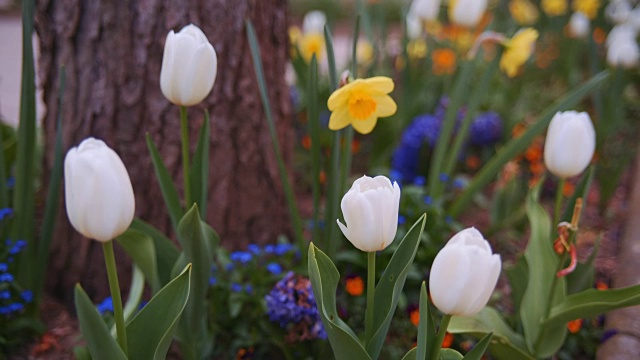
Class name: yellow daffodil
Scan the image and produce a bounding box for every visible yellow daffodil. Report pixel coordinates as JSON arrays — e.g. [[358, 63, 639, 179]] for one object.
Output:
[[542, 0, 568, 16], [327, 77, 397, 134], [357, 40, 374, 67], [500, 28, 539, 78], [298, 32, 325, 63], [509, 0, 539, 25], [572, 0, 600, 20]]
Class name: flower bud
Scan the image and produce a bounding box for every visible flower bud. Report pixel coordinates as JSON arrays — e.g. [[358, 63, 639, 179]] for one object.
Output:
[[543, 111, 596, 179], [337, 175, 401, 252], [410, 0, 442, 22], [302, 11, 327, 34], [606, 25, 640, 68], [160, 24, 217, 106], [449, 0, 488, 28], [64, 138, 135, 242], [429, 228, 501, 316]]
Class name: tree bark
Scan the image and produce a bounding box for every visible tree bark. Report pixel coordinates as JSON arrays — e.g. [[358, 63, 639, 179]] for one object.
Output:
[[35, 0, 292, 303]]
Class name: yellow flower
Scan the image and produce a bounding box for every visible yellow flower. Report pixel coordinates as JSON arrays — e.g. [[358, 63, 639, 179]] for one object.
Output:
[[357, 40, 374, 67], [542, 0, 568, 16], [500, 28, 539, 78], [407, 39, 428, 60], [572, 0, 600, 19], [509, 0, 539, 25], [298, 32, 325, 63], [327, 77, 397, 134]]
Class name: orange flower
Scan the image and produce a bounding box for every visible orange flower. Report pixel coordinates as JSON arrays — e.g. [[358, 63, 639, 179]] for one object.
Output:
[[302, 135, 311, 150], [442, 332, 454, 348], [592, 27, 606, 45], [567, 319, 583, 333], [562, 182, 575, 197], [432, 49, 457, 75], [596, 281, 609, 290], [466, 155, 480, 170], [410, 309, 420, 326], [345, 276, 364, 296]]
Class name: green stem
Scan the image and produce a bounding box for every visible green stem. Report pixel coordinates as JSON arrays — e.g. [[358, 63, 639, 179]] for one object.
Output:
[[103, 241, 127, 355], [365, 251, 376, 344], [430, 314, 452, 360], [180, 106, 192, 207], [553, 178, 565, 227]]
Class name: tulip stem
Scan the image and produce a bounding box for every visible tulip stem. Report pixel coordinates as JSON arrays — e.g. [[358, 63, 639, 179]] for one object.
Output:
[[180, 106, 192, 207], [431, 314, 452, 360], [365, 251, 376, 345], [103, 241, 127, 355], [553, 178, 565, 227]]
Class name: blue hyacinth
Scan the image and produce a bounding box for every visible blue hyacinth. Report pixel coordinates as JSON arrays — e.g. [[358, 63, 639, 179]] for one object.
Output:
[[391, 114, 442, 183], [265, 272, 326, 341], [469, 111, 503, 146]]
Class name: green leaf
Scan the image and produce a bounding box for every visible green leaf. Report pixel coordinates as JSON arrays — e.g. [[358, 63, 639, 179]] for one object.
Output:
[[129, 218, 180, 286], [308, 55, 321, 246], [116, 229, 161, 293], [190, 109, 211, 219], [126, 264, 192, 360], [177, 204, 214, 357], [308, 243, 372, 360], [504, 255, 528, 325], [368, 214, 427, 359], [448, 307, 534, 360], [416, 281, 435, 360], [449, 71, 610, 217], [543, 285, 640, 328], [401, 348, 417, 360], [74, 285, 127, 360], [323, 25, 339, 91], [462, 332, 492, 360], [146, 133, 184, 232], [122, 265, 145, 323], [520, 188, 566, 356], [441, 349, 464, 360]]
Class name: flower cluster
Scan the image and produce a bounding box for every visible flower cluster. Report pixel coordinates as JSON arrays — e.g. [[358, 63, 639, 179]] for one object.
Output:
[[1, 231, 32, 317], [265, 272, 326, 342]]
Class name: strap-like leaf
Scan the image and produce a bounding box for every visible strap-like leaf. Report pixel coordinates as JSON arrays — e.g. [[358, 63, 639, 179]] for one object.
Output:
[[116, 229, 161, 293], [308, 243, 371, 360], [146, 133, 184, 232], [368, 214, 426, 359], [74, 285, 127, 360], [462, 332, 492, 360], [416, 281, 435, 360], [129, 219, 180, 286], [190, 110, 211, 219], [126, 264, 192, 360]]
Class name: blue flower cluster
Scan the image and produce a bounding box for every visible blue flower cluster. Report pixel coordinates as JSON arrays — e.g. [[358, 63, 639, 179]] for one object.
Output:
[[96, 296, 114, 314], [265, 272, 326, 341], [391, 99, 503, 184], [0, 217, 33, 317]]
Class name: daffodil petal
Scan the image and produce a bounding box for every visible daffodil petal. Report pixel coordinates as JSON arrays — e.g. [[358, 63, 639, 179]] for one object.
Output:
[[328, 105, 352, 131], [351, 116, 378, 134], [362, 76, 394, 94], [328, 86, 349, 110], [372, 95, 397, 117]]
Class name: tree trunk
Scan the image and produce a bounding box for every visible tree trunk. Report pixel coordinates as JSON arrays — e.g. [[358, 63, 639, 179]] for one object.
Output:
[[35, 0, 292, 304]]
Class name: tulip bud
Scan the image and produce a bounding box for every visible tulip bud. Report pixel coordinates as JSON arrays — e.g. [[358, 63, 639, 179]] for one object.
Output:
[[605, 25, 640, 68], [543, 111, 596, 179], [64, 138, 135, 242], [429, 228, 501, 316], [410, 0, 442, 22], [337, 175, 401, 252], [302, 11, 327, 34], [449, 0, 488, 28], [568, 12, 590, 38], [160, 24, 218, 107]]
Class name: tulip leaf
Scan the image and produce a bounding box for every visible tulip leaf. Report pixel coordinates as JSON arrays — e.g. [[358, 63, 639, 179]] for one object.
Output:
[[401, 348, 417, 360], [122, 265, 145, 323], [129, 218, 180, 286], [416, 281, 435, 360], [190, 109, 210, 219], [146, 133, 184, 232], [462, 332, 492, 360], [448, 71, 609, 217], [504, 254, 528, 327], [308, 243, 372, 360], [520, 187, 566, 357], [448, 307, 534, 360], [116, 229, 161, 293], [441, 349, 464, 359], [126, 264, 191, 360], [177, 204, 215, 357], [542, 285, 640, 328], [74, 284, 127, 360], [367, 214, 426, 359]]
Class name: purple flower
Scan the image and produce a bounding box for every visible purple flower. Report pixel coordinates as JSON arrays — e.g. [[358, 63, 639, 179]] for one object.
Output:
[[469, 111, 502, 146], [96, 297, 113, 314], [230, 251, 253, 264], [266, 262, 283, 275]]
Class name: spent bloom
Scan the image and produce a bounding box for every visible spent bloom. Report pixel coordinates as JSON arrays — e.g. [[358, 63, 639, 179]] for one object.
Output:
[[327, 77, 397, 134], [337, 175, 401, 252], [64, 138, 135, 242], [544, 111, 596, 179], [429, 227, 501, 316], [500, 28, 539, 78], [449, 0, 488, 28], [160, 24, 218, 106]]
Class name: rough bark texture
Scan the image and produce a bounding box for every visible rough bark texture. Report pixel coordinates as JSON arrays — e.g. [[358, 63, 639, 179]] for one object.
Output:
[[597, 152, 640, 360], [35, 0, 292, 304]]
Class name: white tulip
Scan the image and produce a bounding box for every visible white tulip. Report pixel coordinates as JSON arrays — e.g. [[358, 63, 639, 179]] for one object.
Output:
[[605, 0, 632, 24], [569, 12, 590, 38], [406, 12, 424, 40], [160, 24, 217, 107], [410, 0, 442, 22], [337, 175, 401, 252], [544, 111, 596, 179], [606, 25, 640, 68], [429, 228, 501, 316], [64, 138, 135, 242], [449, 0, 488, 28], [302, 11, 327, 34]]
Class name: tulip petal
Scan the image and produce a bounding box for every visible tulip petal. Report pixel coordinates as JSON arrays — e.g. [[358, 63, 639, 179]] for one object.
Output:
[[341, 191, 376, 251], [179, 43, 217, 106], [429, 244, 471, 315]]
